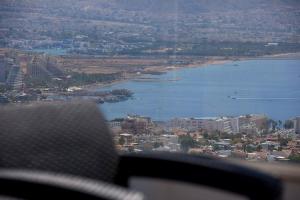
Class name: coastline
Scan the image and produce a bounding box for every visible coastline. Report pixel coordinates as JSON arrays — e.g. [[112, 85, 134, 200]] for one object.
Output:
[[5, 46, 296, 91], [258, 52, 300, 59], [82, 58, 235, 90], [81, 52, 300, 90], [99, 57, 300, 121]]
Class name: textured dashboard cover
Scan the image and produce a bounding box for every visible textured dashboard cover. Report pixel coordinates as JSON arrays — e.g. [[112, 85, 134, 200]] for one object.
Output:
[[0, 101, 118, 183], [0, 170, 144, 200]]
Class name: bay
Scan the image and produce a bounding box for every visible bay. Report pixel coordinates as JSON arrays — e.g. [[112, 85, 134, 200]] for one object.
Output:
[[98, 59, 300, 121]]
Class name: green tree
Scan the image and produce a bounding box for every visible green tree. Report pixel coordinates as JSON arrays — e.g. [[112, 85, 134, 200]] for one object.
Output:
[[208, 130, 221, 140], [179, 134, 196, 152], [268, 119, 278, 131], [256, 145, 262, 152], [118, 136, 125, 146], [279, 138, 289, 147], [0, 84, 9, 93], [203, 132, 209, 139], [288, 154, 300, 163], [153, 142, 163, 149], [242, 143, 247, 152], [245, 145, 256, 153], [220, 132, 232, 139], [284, 120, 294, 129]]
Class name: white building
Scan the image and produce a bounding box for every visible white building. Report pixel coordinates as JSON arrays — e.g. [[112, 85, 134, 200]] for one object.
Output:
[[230, 117, 240, 134], [294, 117, 300, 134], [215, 117, 232, 133], [108, 121, 122, 128], [170, 117, 234, 133]]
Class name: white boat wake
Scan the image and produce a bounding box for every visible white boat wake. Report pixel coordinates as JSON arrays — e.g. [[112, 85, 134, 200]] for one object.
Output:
[[230, 97, 300, 100]]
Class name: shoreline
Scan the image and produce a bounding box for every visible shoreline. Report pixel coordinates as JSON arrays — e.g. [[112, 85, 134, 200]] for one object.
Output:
[[9, 47, 296, 91], [82, 58, 235, 90], [81, 52, 300, 90]]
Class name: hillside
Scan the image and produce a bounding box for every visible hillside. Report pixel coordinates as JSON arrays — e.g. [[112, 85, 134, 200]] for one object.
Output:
[[0, 0, 299, 55]]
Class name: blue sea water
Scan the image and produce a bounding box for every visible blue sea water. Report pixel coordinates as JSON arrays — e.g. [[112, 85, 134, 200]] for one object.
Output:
[[98, 59, 300, 121]]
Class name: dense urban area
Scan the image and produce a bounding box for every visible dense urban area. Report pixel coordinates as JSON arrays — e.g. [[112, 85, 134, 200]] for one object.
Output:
[[1, 0, 300, 56], [1, 0, 300, 164], [109, 114, 300, 163]]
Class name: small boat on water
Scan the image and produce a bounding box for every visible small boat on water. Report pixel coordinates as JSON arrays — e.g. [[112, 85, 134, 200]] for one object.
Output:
[[228, 91, 238, 99], [228, 95, 237, 100]]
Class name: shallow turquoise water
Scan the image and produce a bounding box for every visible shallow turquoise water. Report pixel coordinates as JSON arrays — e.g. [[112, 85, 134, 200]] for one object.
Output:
[[27, 48, 68, 56]]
